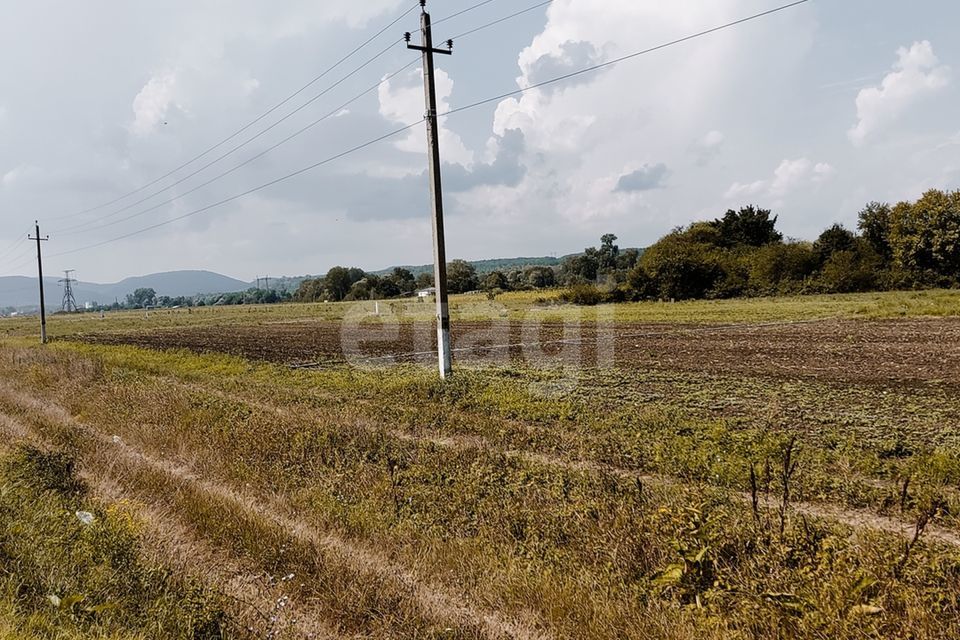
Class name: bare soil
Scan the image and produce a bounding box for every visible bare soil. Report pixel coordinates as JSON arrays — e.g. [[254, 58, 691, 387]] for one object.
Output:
[[74, 317, 960, 388]]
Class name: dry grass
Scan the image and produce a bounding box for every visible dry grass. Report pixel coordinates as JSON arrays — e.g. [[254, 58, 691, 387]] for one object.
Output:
[[0, 336, 958, 638]]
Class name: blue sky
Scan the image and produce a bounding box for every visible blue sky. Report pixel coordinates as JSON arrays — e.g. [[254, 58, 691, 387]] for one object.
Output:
[[0, 0, 957, 282]]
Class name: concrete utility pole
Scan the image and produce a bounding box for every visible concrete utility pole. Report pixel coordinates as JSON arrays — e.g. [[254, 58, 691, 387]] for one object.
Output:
[[406, 0, 454, 379], [28, 221, 49, 344]]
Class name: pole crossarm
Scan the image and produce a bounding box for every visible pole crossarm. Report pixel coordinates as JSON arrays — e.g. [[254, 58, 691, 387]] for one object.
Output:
[[406, 44, 453, 55]]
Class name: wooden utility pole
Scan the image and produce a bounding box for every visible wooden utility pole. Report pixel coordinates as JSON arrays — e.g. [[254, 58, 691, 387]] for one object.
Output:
[[28, 221, 49, 344], [406, 0, 454, 378]]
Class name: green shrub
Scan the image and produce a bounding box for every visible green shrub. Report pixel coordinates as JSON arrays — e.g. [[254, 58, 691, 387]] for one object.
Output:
[[559, 284, 608, 306]]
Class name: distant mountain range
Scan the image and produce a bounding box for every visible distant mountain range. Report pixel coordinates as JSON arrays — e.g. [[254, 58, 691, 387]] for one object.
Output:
[[0, 270, 251, 310], [0, 256, 573, 311]]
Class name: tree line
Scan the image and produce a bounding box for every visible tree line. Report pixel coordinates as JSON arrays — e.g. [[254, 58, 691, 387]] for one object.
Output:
[[94, 187, 923, 308], [293, 189, 959, 304], [79, 287, 293, 311], [559, 189, 959, 304], [613, 188, 960, 302]]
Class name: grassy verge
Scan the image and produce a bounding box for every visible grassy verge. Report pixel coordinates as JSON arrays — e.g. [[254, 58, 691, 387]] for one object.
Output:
[[1, 340, 959, 638], [0, 444, 226, 639]]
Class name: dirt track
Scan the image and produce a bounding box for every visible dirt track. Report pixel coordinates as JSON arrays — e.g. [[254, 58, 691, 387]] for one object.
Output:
[[74, 317, 960, 387]]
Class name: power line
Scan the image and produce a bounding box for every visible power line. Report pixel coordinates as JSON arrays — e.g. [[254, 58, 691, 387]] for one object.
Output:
[[443, 0, 812, 117], [0, 235, 29, 263], [0, 244, 34, 270], [55, 0, 570, 239], [433, 0, 499, 26], [49, 121, 424, 258], [48, 0, 502, 225], [55, 57, 420, 239], [48, 0, 812, 258], [447, 0, 553, 40], [57, 41, 417, 236], [46, 1, 422, 223], [56, 0, 532, 236]]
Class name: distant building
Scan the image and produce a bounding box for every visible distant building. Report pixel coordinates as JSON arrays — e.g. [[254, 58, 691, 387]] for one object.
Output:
[[416, 287, 436, 299]]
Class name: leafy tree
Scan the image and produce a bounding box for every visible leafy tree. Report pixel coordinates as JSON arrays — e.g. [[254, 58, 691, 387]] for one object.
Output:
[[447, 260, 478, 294], [748, 242, 818, 294], [482, 271, 508, 291], [598, 234, 620, 273], [684, 222, 724, 246], [818, 242, 881, 293], [372, 275, 400, 299], [523, 266, 556, 288], [626, 264, 656, 299], [640, 233, 722, 300], [325, 267, 355, 302], [890, 189, 960, 279], [858, 201, 893, 261], [387, 267, 416, 294], [415, 272, 434, 289], [347, 277, 375, 300], [616, 248, 641, 271], [294, 278, 325, 302], [560, 251, 599, 284], [813, 224, 856, 264], [711, 206, 782, 248], [347, 267, 366, 284], [126, 288, 157, 309]]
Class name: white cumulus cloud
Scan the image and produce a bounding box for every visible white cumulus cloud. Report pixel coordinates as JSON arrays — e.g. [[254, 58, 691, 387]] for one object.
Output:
[[848, 41, 950, 145], [726, 158, 834, 200], [129, 70, 184, 137], [377, 67, 473, 167]]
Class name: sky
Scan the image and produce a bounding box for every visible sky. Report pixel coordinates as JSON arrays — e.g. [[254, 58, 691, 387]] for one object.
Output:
[[0, 0, 957, 283]]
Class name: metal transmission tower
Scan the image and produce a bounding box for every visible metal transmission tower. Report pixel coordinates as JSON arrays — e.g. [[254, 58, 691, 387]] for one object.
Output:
[[59, 270, 78, 313], [405, 0, 454, 379], [28, 222, 49, 343]]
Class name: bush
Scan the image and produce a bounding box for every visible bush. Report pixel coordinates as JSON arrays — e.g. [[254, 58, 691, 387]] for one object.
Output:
[[559, 284, 608, 306], [640, 234, 723, 300], [748, 242, 819, 295]]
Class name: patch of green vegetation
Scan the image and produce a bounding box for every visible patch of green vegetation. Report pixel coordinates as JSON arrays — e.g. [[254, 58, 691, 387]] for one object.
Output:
[[0, 446, 226, 640], [2, 287, 959, 345], [4, 340, 960, 637]]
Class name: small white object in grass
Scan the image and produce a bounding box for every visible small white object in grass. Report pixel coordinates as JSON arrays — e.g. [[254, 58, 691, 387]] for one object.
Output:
[[75, 511, 95, 526], [112, 435, 122, 444]]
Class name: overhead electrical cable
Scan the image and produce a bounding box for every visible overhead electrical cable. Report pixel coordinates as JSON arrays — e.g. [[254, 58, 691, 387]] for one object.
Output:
[[55, 0, 519, 236], [54, 0, 555, 237], [0, 235, 29, 262], [49, 0, 812, 258], [443, 0, 811, 117], [57, 41, 417, 236], [49, 121, 425, 258], [432, 0, 500, 25], [45, 1, 422, 222], [446, 0, 553, 40], [55, 57, 420, 238]]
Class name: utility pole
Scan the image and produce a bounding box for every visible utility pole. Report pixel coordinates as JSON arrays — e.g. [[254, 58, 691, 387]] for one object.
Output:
[[59, 269, 78, 313], [406, 0, 454, 379], [264, 276, 271, 291], [28, 221, 49, 344]]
